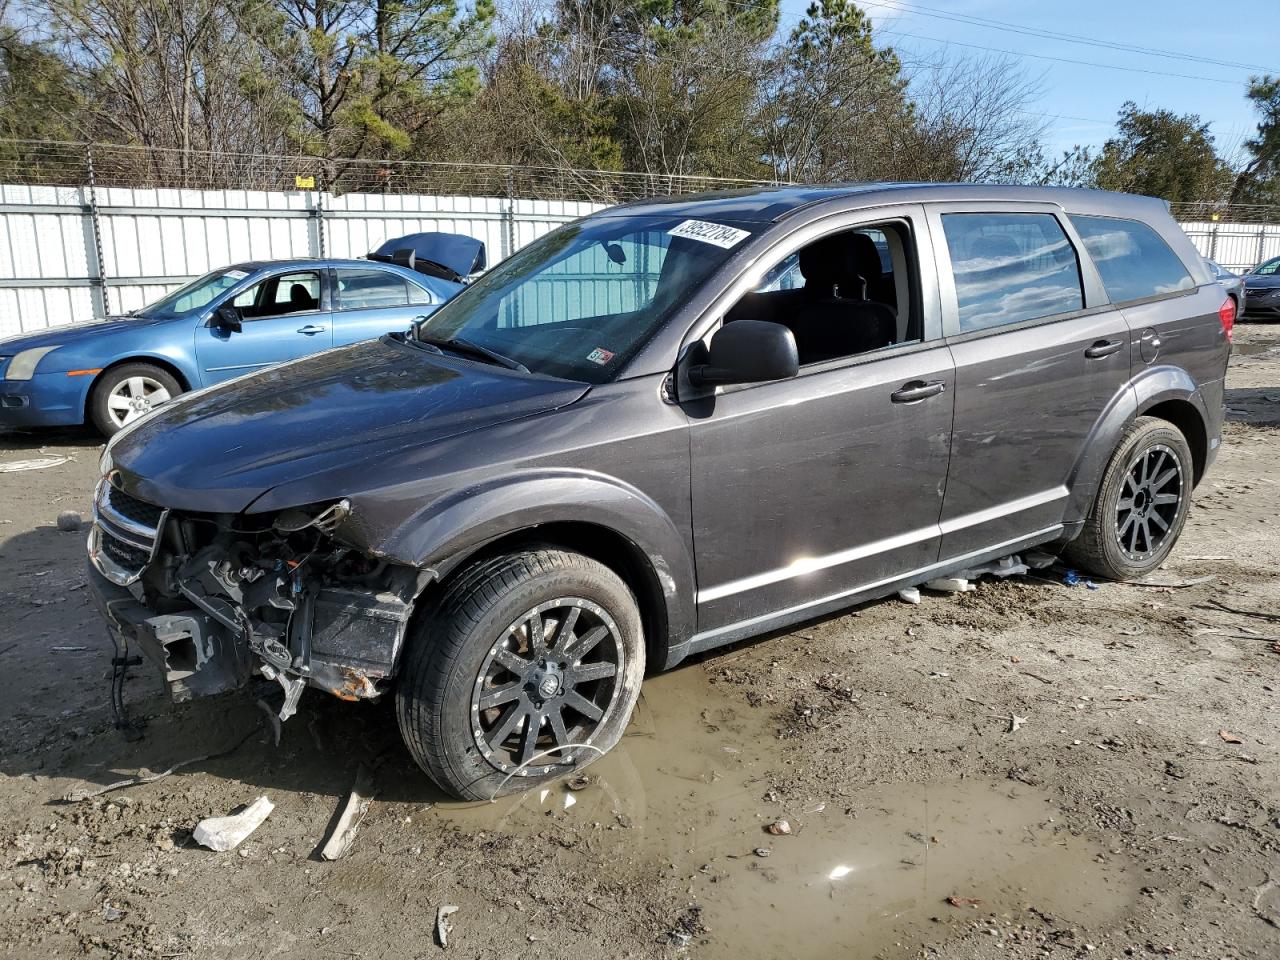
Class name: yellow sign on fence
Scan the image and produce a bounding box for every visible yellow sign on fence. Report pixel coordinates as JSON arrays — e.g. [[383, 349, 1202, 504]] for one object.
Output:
[[295, 175, 316, 190]]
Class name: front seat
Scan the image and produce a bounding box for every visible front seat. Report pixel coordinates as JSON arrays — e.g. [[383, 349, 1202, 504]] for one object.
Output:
[[289, 282, 317, 312], [789, 234, 897, 363]]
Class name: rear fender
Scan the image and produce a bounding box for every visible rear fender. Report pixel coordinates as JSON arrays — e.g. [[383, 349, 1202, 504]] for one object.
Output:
[[365, 469, 696, 650], [1065, 365, 1208, 520]]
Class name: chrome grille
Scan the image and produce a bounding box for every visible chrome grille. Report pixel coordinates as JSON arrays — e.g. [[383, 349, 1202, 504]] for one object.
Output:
[[89, 479, 168, 586]]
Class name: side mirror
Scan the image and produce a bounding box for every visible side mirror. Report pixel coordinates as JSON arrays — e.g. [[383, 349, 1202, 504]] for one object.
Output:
[[214, 305, 243, 333], [688, 320, 799, 388]]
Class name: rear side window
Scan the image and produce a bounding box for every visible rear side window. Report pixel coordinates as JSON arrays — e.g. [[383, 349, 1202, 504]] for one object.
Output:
[[1069, 215, 1195, 304], [941, 213, 1084, 332], [336, 269, 411, 309]]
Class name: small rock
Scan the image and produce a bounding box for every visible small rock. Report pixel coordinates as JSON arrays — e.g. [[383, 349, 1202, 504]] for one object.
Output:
[[56, 511, 82, 532], [753, 847, 771, 858], [766, 819, 792, 836]]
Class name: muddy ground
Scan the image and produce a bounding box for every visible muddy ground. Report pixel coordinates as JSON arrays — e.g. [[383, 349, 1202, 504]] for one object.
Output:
[[0, 328, 1277, 960]]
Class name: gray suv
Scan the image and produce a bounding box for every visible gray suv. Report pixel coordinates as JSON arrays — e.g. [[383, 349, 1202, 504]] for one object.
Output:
[[87, 184, 1231, 799]]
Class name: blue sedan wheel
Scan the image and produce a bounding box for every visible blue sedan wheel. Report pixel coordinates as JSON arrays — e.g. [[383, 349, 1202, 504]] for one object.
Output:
[[90, 363, 183, 437]]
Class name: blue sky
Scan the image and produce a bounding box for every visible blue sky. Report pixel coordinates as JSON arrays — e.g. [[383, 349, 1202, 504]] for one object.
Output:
[[779, 0, 1277, 160]]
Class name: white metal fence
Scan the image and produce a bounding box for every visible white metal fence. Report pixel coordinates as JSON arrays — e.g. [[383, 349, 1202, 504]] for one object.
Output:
[[0, 181, 1277, 337], [1179, 221, 1280, 275], [0, 183, 603, 336]]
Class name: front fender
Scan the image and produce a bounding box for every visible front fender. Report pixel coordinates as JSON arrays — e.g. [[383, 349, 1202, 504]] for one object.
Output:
[[356, 468, 698, 652], [1065, 365, 1208, 520]]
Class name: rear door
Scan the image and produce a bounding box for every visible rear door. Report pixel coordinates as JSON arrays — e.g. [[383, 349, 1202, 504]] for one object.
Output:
[[926, 203, 1131, 559], [194, 268, 332, 385], [330, 267, 435, 346]]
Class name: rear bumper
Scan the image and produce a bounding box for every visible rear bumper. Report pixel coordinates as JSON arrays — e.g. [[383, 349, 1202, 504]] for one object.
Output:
[[0, 372, 89, 427]]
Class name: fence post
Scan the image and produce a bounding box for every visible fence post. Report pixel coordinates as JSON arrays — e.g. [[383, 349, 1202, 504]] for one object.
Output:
[[1258, 225, 1267, 267], [503, 168, 516, 260], [83, 144, 110, 317], [309, 190, 327, 259], [1209, 223, 1219, 261]]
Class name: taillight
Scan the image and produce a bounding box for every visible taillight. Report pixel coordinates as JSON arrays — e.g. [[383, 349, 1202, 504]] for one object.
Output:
[[1218, 297, 1235, 342]]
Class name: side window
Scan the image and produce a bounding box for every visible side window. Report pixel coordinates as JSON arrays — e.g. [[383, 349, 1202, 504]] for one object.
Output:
[[1069, 215, 1195, 304], [232, 270, 322, 319], [335, 269, 412, 310], [407, 282, 431, 305], [724, 221, 917, 367], [941, 213, 1083, 332]]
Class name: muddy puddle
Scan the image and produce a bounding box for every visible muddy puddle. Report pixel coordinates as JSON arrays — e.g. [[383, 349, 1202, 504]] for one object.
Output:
[[436, 665, 1136, 958]]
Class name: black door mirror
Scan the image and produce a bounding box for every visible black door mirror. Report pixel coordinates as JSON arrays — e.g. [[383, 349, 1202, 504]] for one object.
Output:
[[214, 304, 243, 333], [688, 320, 799, 387]]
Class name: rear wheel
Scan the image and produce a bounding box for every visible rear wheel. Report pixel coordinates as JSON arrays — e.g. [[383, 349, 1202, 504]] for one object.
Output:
[[1065, 416, 1194, 580], [396, 548, 645, 800], [90, 362, 182, 437]]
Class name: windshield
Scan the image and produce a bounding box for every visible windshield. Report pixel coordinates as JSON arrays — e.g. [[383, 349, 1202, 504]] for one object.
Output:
[[1250, 256, 1280, 276], [135, 268, 251, 318], [414, 214, 752, 382]]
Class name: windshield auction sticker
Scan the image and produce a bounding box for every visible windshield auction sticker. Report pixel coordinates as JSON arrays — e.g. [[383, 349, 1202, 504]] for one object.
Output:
[[668, 219, 751, 249]]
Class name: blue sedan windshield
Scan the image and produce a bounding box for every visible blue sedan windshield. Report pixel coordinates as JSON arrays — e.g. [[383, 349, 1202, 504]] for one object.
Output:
[[135, 268, 251, 319], [417, 214, 752, 383]]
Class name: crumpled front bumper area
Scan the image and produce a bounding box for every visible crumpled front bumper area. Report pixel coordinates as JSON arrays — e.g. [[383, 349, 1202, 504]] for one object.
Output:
[[86, 479, 427, 719], [88, 560, 252, 702]]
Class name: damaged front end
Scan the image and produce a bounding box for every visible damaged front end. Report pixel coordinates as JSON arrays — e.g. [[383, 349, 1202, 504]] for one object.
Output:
[[87, 477, 428, 721]]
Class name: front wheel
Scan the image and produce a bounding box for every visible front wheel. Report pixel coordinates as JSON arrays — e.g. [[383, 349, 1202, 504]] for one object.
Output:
[[396, 549, 645, 800], [90, 362, 183, 436], [1065, 416, 1194, 580]]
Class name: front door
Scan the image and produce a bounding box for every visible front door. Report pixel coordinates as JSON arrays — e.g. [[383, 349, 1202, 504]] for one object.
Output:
[[927, 204, 1132, 559], [195, 268, 332, 385], [685, 208, 955, 635]]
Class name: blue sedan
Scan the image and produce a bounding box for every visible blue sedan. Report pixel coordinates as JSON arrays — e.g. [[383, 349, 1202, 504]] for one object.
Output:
[[0, 256, 465, 436]]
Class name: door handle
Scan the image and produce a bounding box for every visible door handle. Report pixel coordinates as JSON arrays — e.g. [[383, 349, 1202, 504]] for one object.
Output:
[[890, 380, 947, 403], [1084, 338, 1124, 358], [297, 324, 327, 335]]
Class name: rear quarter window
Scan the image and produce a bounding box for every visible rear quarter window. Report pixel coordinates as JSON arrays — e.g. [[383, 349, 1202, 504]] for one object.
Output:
[[1068, 215, 1195, 304]]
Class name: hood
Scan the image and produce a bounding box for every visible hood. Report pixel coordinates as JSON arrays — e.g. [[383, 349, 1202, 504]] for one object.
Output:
[[372, 232, 486, 278], [107, 337, 588, 514], [0, 315, 166, 355], [1244, 273, 1280, 290]]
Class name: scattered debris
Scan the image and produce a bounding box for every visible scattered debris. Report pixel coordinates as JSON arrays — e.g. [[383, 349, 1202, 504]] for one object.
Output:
[[1004, 713, 1027, 733], [1203, 599, 1280, 623], [566, 775, 594, 791], [50, 645, 87, 652], [1063, 569, 1099, 589], [958, 555, 1031, 579], [897, 587, 921, 604], [55, 510, 82, 532], [320, 764, 376, 861], [101, 902, 125, 922], [1117, 574, 1215, 589], [0, 455, 68, 472], [61, 724, 262, 802], [945, 895, 984, 908], [1164, 760, 1187, 779], [193, 795, 274, 852], [766, 818, 793, 836], [1218, 730, 1245, 744], [435, 904, 459, 948], [924, 577, 975, 593], [753, 846, 772, 858]]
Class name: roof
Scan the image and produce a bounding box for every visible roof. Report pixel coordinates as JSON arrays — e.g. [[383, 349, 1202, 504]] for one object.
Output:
[[595, 183, 1171, 224], [225, 257, 381, 273]]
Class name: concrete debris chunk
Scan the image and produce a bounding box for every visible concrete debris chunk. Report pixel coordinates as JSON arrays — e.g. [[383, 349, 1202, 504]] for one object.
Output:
[[436, 904, 459, 948], [897, 587, 921, 604], [924, 577, 976, 593], [320, 764, 375, 861], [193, 796, 274, 851]]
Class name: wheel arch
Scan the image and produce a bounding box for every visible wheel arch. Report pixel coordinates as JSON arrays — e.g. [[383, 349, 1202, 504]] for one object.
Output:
[[410, 520, 674, 674], [1065, 366, 1211, 522], [363, 469, 697, 672], [82, 355, 193, 421]]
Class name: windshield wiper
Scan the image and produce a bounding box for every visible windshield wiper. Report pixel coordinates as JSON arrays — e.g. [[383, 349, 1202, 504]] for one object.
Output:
[[418, 335, 529, 372]]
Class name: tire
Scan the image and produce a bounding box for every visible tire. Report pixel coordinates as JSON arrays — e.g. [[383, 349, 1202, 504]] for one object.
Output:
[[90, 362, 183, 437], [1065, 416, 1194, 581], [396, 548, 645, 800]]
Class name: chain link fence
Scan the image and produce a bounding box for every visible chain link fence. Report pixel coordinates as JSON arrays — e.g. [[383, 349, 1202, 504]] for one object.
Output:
[[0, 140, 780, 204]]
